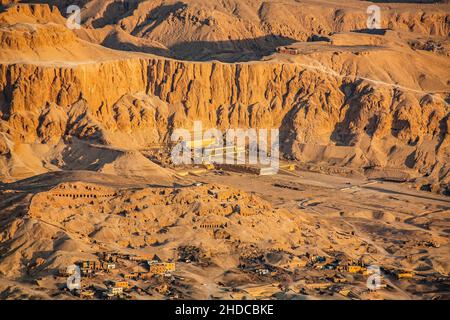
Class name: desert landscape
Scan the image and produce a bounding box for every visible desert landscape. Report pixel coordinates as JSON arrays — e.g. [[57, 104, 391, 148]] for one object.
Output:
[[0, 0, 449, 300]]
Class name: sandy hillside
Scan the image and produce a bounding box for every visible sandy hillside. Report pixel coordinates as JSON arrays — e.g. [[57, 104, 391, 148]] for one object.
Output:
[[0, 167, 448, 300]]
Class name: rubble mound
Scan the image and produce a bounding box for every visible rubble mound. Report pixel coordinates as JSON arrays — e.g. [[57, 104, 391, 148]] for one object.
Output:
[[98, 151, 175, 181]]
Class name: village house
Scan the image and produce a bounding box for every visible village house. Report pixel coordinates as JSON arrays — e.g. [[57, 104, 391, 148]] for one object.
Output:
[[105, 262, 116, 271], [347, 265, 367, 274], [123, 272, 140, 280], [113, 281, 130, 289], [99, 252, 118, 262], [147, 255, 176, 275], [79, 289, 95, 299], [81, 261, 103, 270], [105, 286, 124, 299], [150, 263, 176, 275], [396, 271, 414, 279]]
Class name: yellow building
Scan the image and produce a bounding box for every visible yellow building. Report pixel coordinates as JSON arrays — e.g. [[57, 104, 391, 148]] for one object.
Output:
[[150, 263, 176, 275], [348, 265, 366, 273], [81, 261, 103, 270], [123, 273, 139, 280], [80, 290, 95, 299], [114, 281, 129, 289], [397, 272, 414, 279], [109, 287, 123, 296]]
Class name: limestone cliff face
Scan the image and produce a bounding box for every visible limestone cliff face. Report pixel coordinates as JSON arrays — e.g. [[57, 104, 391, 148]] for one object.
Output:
[[0, 56, 448, 178], [0, 58, 305, 147], [0, 2, 448, 189], [0, 58, 318, 127]]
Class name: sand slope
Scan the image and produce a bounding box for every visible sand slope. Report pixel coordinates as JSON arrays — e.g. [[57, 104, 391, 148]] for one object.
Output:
[[98, 151, 176, 182]]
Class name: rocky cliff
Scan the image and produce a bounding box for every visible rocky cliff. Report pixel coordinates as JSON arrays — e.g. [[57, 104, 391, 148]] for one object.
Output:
[[0, 2, 448, 193]]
